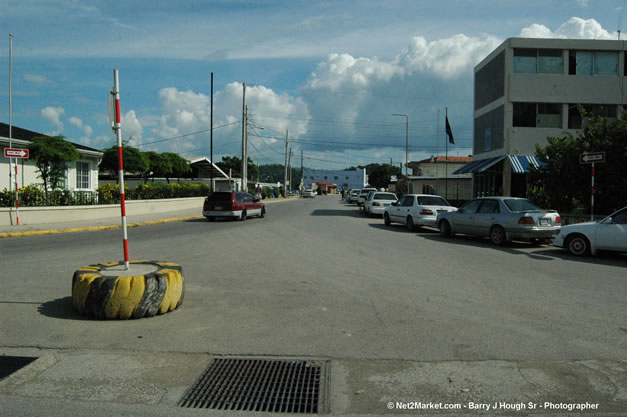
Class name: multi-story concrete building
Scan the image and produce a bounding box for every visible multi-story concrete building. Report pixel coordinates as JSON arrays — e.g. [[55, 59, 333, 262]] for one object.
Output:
[[301, 168, 367, 192], [457, 37, 626, 197]]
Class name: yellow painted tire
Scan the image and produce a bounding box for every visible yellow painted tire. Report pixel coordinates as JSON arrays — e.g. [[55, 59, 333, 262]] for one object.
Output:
[[72, 261, 184, 319]]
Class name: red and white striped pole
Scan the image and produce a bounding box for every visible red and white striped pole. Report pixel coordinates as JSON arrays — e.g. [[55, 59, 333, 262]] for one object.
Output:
[[113, 69, 129, 269], [14, 162, 19, 225], [590, 162, 595, 222]]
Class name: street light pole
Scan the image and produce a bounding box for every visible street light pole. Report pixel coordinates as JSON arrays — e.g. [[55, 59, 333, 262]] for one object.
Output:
[[392, 114, 409, 177]]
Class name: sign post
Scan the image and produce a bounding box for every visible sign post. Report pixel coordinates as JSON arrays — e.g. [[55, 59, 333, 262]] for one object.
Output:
[[579, 152, 605, 221], [111, 70, 130, 270], [4, 148, 28, 225]]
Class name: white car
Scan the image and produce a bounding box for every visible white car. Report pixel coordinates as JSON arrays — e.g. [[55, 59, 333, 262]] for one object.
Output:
[[385, 194, 457, 231], [363, 192, 398, 216], [348, 189, 361, 203], [357, 187, 377, 206], [301, 189, 316, 198], [552, 206, 627, 256]]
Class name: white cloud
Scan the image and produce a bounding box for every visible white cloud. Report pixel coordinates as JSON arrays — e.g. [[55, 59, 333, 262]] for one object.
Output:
[[121, 110, 143, 147], [24, 74, 48, 84], [41, 106, 65, 135], [519, 17, 617, 40], [576, 0, 589, 7]]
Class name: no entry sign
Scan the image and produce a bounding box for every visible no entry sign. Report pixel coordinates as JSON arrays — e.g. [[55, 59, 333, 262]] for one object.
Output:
[[4, 148, 29, 158]]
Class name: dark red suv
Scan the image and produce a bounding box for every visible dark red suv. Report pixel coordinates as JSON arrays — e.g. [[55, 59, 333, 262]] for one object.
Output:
[[202, 191, 265, 221]]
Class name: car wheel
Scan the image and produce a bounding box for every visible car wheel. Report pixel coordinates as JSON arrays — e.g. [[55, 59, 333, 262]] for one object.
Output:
[[566, 234, 590, 256], [260, 207, 266, 218], [384, 212, 391, 226], [240, 210, 247, 221], [406, 216, 415, 231], [439, 220, 452, 237], [490, 225, 506, 246]]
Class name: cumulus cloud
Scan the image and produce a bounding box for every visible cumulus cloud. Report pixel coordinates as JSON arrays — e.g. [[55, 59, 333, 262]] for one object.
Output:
[[122, 110, 143, 147], [519, 17, 617, 40], [41, 106, 65, 135], [153, 83, 309, 158]]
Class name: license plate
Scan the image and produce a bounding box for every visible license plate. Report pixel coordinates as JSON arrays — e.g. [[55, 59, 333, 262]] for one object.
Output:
[[383, 203, 390, 206], [215, 206, 223, 210], [437, 210, 447, 214], [539, 219, 549, 226]]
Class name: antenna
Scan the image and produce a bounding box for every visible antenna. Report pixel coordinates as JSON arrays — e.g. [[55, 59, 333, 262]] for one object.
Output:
[[619, 0, 626, 40]]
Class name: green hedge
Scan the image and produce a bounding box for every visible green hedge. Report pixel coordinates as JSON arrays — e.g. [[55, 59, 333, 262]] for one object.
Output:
[[0, 183, 211, 207]]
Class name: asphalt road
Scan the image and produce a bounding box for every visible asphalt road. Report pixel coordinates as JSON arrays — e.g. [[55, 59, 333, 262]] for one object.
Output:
[[1, 195, 625, 416]]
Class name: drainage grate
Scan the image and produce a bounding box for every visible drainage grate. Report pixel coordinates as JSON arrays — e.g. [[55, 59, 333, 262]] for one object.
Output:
[[179, 358, 327, 413], [0, 356, 37, 379]]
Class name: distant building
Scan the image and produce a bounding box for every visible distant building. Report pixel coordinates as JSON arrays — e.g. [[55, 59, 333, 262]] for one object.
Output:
[[302, 168, 367, 192], [460, 37, 627, 197], [1, 123, 103, 193], [406, 156, 473, 201]]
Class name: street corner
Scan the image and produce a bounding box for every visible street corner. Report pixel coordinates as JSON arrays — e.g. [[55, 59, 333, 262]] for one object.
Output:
[[71, 260, 184, 320]]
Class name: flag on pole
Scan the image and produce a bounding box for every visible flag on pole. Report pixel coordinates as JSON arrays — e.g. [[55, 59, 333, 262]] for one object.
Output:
[[445, 115, 455, 144]]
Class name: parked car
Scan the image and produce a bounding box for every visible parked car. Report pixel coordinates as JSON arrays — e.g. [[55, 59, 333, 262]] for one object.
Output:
[[552, 206, 627, 256], [363, 191, 398, 216], [437, 197, 561, 245], [348, 189, 361, 203], [384, 194, 456, 231], [203, 191, 265, 221], [302, 189, 316, 198], [357, 187, 377, 206]]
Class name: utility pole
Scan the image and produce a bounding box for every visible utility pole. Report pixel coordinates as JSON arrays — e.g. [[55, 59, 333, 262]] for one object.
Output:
[[283, 130, 288, 197], [288, 148, 293, 193], [210, 72, 214, 192], [241, 83, 247, 192], [301, 150, 304, 190]]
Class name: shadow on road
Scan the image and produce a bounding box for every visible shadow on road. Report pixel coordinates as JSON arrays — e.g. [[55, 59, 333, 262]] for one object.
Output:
[[310, 209, 363, 217], [38, 297, 88, 320], [419, 234, 627, 266]]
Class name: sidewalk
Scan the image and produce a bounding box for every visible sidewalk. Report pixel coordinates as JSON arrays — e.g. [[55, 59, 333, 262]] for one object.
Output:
[[0, 197, 294, 238]]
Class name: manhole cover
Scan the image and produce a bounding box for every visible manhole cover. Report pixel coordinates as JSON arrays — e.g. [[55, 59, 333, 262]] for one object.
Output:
[[179, 358, 327, 413], [0, 356, 37, 379]]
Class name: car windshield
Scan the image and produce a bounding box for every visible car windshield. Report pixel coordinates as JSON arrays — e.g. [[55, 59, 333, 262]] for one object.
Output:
[[503, 198, 541, 212], [416, 196, 450, 206], [374, 193, 397, 200], [207, 192, 232, 202]]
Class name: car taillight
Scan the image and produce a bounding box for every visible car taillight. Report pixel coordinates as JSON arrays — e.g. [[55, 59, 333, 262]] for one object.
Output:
[[518, 216, 534, 224], [373, 202, 381, 206], [420, 209, 433, 215], [555, 216, 561, 224]]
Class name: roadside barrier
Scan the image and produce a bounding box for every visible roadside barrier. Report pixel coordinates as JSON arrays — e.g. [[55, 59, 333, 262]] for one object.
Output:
[[72, 260, 184, 319]]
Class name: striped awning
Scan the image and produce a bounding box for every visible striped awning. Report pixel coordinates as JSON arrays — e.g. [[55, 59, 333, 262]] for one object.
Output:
[[452, 156, 506, 175], [508, 155, 544, 174]]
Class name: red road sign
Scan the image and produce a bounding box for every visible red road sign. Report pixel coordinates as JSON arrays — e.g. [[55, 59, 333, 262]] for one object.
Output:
[[4, 148, 29, 158], [579, 152, 605, 164]]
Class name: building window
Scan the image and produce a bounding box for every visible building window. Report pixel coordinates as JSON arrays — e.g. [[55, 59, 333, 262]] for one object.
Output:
[[513, 103, 561, 128], [334, 176, 338, 180], [76, 161, 90, 189], [513, 49, 563, 74], [568, 51, 617, 75], [568, 104, 617, 129]]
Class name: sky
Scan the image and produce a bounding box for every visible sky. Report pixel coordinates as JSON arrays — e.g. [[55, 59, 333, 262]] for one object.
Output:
[[1, 0, 625, 170]]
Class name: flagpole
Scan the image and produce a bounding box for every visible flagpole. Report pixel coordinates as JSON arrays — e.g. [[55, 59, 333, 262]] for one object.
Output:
[[445, 107, 448, 199]]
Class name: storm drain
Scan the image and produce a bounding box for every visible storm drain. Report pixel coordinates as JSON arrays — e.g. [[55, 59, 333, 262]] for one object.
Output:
[[179, 358, 327, 413], [0, 356, 37, 379]]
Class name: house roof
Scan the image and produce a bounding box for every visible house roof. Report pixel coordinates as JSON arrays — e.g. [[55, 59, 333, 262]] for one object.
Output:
[[414, 156, 473, 164], [0, 122, 103, 154], [188, 157, 230, 178]]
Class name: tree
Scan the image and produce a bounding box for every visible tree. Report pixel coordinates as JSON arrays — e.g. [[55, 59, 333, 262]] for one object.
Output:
[[163, 152, 191, 183], [99, 146, 149, 183], [28, 136, 81, 197], [143, 151, 172, 183], [216, 156, 258, 181], [530, 110, 627, 214], [365, 163, 402, 189]]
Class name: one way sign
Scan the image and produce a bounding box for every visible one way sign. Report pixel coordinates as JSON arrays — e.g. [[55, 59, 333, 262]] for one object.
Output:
[[579, 152, 605, 164], [4, 148, 29, 158]]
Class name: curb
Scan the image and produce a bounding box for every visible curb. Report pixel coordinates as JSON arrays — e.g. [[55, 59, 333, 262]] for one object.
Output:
[[72, 260, 184, 320], [0, 197, 299, 238]]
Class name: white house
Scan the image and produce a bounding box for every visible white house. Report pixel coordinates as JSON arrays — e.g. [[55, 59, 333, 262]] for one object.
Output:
[[1, 123, 103, 193]]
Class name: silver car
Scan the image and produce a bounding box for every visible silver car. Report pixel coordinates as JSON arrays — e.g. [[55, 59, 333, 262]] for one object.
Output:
[[437, 197, 561, 245]]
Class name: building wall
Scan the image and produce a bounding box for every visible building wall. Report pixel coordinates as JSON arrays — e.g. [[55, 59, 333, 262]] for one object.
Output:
[[302, 168, 366, 191], [408, 178, 472, 201]]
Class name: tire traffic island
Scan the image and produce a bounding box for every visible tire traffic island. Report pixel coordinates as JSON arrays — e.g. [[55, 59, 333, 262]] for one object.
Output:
[[72, 261, 184, 319]]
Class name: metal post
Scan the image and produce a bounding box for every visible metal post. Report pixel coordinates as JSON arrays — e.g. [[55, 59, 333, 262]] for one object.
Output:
[[210, 72, 213, 192], [113, 69, 129, 270], [591, 162, 595, 221], [392, 114, 409, 177], [9, 33, 18, 225], [241, 83, 247, 192], [284, 130, 289, 198]]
